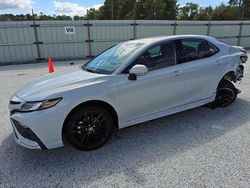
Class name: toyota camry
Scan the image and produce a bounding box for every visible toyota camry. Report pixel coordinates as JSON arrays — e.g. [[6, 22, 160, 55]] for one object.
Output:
[[9, 35, 247, 151]]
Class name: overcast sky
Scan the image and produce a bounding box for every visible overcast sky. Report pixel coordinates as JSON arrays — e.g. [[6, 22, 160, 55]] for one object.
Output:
[[0, 0, 227, 16]]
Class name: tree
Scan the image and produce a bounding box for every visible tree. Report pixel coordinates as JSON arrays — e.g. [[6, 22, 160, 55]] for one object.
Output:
[[117, 0, 136, 19], [38, 12, 55, 20], [242, 0, 250, 19], [55, 15, 72, 20], [179, 3, 199, 20], [210, 3, 242, 20], [227, 0, 250, 19], [87, 8, 100, 19], [73, 15, 87, 20], [0, 0, 249, 21], [228, 0, 243, 6], [97, 0, 176, 20], [98, 0, 117, 19], [25, 14, 33, 20], [134, 0, 176, 20], [194, 6, 213, 20]]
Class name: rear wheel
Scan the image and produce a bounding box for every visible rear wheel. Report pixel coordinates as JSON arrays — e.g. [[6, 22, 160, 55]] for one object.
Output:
[[211, 79, 238, 108], [65, 106, 114, 151]]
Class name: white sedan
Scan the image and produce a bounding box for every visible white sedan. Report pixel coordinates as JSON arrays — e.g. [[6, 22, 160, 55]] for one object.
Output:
[[9, 35, 246, 151]]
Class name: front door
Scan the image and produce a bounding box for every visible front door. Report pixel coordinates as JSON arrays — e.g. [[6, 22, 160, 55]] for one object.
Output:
[[117, 41, 185, 126]]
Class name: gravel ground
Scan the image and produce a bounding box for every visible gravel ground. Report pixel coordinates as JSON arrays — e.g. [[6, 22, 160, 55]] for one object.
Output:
[[0, 56, 250, 188]]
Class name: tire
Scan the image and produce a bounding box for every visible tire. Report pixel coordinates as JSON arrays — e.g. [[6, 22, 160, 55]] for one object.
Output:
[[211, 79, 238, 108], [65, 106, 114, 151]]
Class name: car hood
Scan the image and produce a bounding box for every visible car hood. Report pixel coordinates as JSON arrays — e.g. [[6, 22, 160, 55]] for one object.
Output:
[[15, 70, 105, 101]]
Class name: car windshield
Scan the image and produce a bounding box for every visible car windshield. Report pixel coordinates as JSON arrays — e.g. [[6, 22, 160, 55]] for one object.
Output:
[[83, 42, 144, 74]]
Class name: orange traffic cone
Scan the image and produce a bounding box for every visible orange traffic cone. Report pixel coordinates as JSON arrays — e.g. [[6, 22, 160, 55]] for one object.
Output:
[[48, 55, 54, 73]]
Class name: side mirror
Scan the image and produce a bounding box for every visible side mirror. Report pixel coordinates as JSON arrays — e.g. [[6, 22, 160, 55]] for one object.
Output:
[[128, 64, 148, 80]]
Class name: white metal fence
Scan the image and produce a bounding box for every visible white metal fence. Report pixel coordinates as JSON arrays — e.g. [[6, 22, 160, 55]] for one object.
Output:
[[0, 20, 250, 65]]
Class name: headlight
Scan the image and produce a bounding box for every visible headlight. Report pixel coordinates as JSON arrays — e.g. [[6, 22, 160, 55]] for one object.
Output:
[[18, 98, 62, 112]]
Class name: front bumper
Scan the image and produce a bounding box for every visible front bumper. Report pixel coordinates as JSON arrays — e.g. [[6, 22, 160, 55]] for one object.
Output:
[[9, 104, 67, 150], [11, 118, 47, 150]]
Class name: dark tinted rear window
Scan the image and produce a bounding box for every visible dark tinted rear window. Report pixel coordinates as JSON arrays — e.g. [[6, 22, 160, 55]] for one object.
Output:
[[175, 39, 219, 64]]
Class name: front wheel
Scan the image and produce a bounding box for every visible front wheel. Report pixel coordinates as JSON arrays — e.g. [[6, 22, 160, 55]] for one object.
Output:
[[210, 79, 238, 108], [65, 106, 114, 151]]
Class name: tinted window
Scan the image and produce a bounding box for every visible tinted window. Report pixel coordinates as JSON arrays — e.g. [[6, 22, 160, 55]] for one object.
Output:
[[148, 45, 161, 57], [175, 39, 219, 64], [208, 42, 219, 56], [124, 42, 176, 72]]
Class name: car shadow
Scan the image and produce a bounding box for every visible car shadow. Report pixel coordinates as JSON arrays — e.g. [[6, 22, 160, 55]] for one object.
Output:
[[1, 98, 250, 187]]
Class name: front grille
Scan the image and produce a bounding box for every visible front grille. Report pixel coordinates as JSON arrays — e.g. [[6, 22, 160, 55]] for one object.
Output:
[[10, 101, 21, 105]]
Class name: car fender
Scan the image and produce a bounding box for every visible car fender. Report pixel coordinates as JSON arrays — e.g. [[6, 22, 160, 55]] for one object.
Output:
[[59, 80, 120, 130]]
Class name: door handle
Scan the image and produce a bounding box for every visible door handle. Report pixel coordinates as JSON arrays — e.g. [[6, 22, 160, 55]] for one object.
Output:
[[172, 70, 182, 76]]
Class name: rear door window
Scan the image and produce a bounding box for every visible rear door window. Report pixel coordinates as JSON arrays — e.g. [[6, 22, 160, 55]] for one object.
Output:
[[175, 39, 219, 64]]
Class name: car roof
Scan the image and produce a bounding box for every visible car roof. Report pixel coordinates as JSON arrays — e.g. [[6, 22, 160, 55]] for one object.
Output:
[[113, 35, 221, 75], [125, 35, 218, 46]]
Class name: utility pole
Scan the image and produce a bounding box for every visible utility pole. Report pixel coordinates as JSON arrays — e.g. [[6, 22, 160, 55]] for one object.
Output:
[[237, 5, 245, 46], [111, 0, 114, 20], [86, 9, 92, 57], [173, 4, 177, 35], [133, 1, 136, 20], [31, 9, 42, 61], [132, 0, 139, 39]]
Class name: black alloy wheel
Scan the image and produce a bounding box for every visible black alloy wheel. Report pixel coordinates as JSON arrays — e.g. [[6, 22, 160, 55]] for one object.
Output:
[[215, 87, 236, 108], [65, 106, 114, 151], [214, 79, 238, 108]]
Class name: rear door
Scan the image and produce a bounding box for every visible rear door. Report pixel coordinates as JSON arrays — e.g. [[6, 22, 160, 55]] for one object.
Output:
[[174, 38, 220, 104]]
